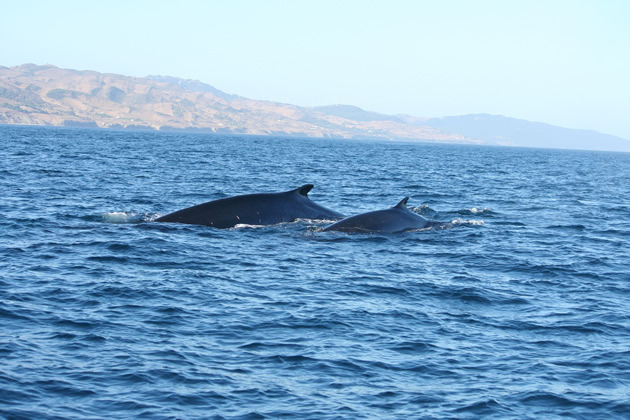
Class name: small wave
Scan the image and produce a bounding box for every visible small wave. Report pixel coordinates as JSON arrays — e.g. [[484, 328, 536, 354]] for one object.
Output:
[[0, 306, 33, 322], [547, 224, 586, 231], [453, 398, 512, 417], [410, 204, 438, 217], [518, 391, 587, 407], [390, 340, 436, 353], [53, 319, 98, 331]]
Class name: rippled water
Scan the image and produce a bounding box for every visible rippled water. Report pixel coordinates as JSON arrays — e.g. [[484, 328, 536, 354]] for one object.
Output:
[[1, 125, 629, 419]]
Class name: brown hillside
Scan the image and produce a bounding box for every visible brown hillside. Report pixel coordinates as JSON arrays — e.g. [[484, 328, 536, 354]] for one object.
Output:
[[0, 64, 473, 142]]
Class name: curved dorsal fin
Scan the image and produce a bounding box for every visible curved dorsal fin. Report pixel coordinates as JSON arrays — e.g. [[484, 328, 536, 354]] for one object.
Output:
[[394, 197, 409, 208], [296, 184, 314, 197]]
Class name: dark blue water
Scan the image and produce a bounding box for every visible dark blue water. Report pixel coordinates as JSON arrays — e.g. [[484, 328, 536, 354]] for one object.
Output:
[[1, 125, 629, 419]]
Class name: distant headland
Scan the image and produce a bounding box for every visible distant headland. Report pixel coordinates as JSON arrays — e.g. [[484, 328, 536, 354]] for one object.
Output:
[[1, 63, 629, 152]]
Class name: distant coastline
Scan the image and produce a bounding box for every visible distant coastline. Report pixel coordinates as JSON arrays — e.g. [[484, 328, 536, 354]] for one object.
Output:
[[2, 63, 630, 152]]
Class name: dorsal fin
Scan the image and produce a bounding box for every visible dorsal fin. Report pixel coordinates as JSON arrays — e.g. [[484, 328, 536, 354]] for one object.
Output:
[[394, 197, 409, 208], [296, 184, 314, 197]]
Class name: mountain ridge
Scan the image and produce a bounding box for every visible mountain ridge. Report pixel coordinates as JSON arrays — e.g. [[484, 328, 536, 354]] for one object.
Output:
[[2, 64, 629, 152], [0, 64, 465, 143]]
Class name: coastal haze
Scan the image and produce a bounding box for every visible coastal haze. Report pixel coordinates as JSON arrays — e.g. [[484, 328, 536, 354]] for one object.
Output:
[[2, 63, 630, 152]]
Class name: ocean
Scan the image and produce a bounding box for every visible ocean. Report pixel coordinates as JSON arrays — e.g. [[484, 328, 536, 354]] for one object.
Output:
[[1, 125, 629, 419]]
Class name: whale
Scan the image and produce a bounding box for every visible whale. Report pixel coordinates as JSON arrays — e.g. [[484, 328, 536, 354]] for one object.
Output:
[[156, 184, 343, 228], [323, 197, 429, 233]]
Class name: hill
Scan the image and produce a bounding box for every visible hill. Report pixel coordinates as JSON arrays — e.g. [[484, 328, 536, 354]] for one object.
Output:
[[423, 114, 630, 152], [0, 64, 465, 143], [2, 64, 629, 152]]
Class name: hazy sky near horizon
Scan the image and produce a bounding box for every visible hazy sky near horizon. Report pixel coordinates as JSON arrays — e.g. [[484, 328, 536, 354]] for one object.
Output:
[[2, 0, 629, 139]]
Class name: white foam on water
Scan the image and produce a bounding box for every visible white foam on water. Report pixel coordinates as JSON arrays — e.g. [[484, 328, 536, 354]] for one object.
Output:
[[102, 212, 131, 223], [295, 218, 340, 224], [451, 218, 485, 226], [233, 223, 266, 229], [469, 207, 491, 214], [102, 212, 152, 224]]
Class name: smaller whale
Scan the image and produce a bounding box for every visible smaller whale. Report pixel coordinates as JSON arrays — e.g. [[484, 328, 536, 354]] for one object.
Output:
[[323, 197, 429, 233], [156, 184, 343, 229]]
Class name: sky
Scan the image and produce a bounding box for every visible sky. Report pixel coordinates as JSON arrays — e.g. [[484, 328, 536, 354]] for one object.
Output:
[[2, 0, 629, 139]]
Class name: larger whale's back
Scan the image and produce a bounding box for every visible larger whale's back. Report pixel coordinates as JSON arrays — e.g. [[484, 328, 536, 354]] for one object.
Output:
[[156, 184, 343, 228]]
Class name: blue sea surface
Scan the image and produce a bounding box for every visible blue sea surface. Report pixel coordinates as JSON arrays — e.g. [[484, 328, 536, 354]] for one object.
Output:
[[1, 125, 629, 419]]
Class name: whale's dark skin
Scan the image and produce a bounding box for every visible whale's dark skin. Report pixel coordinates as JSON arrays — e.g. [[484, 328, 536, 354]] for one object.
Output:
[[323, 197, 429, 233], [156, 184, 343, 229]]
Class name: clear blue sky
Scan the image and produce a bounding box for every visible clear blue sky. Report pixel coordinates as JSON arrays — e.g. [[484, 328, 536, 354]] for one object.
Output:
[[2, 0, 629, 139]]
